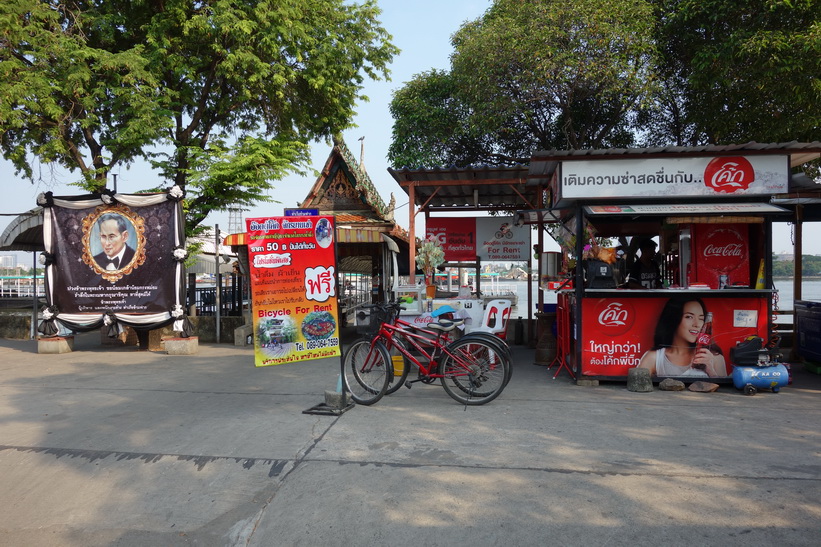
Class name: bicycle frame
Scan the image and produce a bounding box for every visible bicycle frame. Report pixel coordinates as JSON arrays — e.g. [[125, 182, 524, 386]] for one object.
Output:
[[373, 320, 449, 378]]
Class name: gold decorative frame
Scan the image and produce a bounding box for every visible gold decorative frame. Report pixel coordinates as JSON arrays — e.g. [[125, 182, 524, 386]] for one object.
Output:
[[81, 204, 147, 283]]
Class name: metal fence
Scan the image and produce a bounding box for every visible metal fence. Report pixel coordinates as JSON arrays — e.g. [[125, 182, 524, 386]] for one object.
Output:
[[187, 273, 248, 317]]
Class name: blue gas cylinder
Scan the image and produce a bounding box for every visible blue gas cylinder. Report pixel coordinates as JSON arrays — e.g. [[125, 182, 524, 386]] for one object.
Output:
[[732, 364, 789, 395]]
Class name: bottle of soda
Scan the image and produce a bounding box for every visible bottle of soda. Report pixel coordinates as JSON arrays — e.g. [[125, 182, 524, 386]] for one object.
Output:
[[692, 312, 713, 370]]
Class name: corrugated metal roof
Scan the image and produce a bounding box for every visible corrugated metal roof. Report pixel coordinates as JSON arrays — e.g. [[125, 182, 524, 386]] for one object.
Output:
[[389, 142, 821, 212], [389, 164, 534, 211]]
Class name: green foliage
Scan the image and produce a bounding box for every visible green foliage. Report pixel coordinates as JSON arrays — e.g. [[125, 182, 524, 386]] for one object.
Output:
[[389, 0, 659, 167], [771, 254, 821, 277], [649, 0, 821, 144], [389, 0, 819, 166], [416, 235, 445, 282], [389, 70, 496, 168], [0, 0, 169, 186], [181, 136, 310, 234], [0, 0, 398, 232]]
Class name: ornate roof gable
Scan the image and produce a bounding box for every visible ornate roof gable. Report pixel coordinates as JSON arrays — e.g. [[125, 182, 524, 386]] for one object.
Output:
[[300, 137, 389, 220]]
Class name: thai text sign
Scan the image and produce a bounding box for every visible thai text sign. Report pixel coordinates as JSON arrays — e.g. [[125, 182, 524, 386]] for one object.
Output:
[[561, 155, 788, 200], [426, 217, 531, 262], [47, 199, 179, 314], [246, 216, 340, 367], [580, 295, 768, 377]]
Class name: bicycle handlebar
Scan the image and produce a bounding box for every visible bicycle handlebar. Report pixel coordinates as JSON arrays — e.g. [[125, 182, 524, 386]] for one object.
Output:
[[361, 301, 407, 312]]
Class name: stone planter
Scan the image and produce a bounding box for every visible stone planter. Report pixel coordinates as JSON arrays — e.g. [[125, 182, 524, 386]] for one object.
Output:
[[164, 336, 199, 355], [37, 336, 74, 354]]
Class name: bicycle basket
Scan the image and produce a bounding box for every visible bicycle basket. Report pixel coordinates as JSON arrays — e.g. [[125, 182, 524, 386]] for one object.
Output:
[[355, 305, 391, 336]]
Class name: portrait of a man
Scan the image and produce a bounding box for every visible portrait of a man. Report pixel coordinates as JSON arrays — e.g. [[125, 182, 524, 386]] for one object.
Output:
[[93, 213, 136, 271]]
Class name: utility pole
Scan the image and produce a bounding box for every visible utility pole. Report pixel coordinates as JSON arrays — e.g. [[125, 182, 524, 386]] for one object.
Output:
[[215, 224, 221, 343]]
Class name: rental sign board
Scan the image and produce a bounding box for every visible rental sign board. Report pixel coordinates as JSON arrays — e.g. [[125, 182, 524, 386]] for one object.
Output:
[[246, 216, 341, 367], [426, 216, 531, 262]]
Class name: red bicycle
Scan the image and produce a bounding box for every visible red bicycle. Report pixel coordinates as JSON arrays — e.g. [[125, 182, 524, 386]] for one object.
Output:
[[342, 302, 510, 405]]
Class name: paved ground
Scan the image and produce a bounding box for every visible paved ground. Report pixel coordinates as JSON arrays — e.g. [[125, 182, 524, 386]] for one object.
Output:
[[0, 333, 819, 546]]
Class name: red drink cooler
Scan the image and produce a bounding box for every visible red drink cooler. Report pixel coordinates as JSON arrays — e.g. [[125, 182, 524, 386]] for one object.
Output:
[[688, 224, 750, 289]]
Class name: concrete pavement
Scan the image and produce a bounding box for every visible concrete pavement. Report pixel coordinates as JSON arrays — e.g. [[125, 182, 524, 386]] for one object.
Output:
[[0, 333, 819, 546]]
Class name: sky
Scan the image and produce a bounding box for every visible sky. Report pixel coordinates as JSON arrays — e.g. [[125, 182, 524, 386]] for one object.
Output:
[[0, 0, 815, 263]]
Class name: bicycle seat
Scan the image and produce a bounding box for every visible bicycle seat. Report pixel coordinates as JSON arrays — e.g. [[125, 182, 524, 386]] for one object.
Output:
[[427, 317, 464, 332]]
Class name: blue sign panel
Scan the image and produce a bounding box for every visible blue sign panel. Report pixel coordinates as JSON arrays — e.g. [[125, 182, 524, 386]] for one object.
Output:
[[285, 208, 320, 217]]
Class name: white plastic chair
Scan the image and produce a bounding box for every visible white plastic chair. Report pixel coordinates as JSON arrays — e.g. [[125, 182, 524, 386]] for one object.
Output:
[[473, 299, 512, 339]]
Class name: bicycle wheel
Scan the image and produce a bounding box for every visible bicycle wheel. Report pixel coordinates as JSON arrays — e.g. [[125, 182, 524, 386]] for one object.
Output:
[[458, 332, 512, 386], [342, 338, 391, 405], [439, 338, 509, 405], [385, 337, 412, 395]]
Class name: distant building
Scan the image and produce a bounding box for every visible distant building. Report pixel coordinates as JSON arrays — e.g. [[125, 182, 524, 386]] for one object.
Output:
[[0, 255, 16, 268]]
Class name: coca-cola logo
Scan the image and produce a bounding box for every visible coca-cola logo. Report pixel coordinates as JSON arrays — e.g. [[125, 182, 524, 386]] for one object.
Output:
[[703, 243, 743, 257], [703, 156, 755, 193], [701, 227, 746, 273], [594, 300, 635, 336]]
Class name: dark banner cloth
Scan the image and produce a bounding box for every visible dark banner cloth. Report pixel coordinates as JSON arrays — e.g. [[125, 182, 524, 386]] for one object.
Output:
[[49, 200, 177, 315]]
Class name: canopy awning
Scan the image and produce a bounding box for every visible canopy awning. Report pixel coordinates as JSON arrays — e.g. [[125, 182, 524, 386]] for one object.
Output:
[[0, 208, 44, 251]]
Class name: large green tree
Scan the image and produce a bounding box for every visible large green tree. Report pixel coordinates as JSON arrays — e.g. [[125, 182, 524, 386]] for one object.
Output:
[[0, 0, 397, 231], [389, 0, 659, 168], [389, 69, 497, 168], [644, 0, 820, 146]]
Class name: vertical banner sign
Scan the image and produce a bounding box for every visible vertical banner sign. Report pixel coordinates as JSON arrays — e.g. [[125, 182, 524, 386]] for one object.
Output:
[[246, 216, 341, 367]]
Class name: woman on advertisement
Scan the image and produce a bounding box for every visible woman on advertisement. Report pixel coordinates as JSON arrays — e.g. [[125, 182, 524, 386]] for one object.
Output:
[[637, 296, 727, 378]]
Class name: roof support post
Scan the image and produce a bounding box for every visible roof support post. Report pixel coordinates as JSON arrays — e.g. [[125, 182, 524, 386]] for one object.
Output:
[[794, 204, 803, 303], [408, 182, 417, 285]]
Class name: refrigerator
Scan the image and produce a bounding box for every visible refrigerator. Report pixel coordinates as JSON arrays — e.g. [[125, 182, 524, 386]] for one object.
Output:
[[680, 223, 750, 289]]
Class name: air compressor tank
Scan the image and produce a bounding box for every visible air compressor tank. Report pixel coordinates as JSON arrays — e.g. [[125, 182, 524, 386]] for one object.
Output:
[[732, 364, 789, 395]]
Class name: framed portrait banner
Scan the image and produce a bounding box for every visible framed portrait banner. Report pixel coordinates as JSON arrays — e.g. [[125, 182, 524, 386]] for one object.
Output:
[[246, 216, 341, 367], [37, 188, 188, 336]]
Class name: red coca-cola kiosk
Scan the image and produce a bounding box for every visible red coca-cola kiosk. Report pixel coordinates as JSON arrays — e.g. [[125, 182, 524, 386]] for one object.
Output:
[[523, 148, 794, 383], [681, 223, 751, 289]]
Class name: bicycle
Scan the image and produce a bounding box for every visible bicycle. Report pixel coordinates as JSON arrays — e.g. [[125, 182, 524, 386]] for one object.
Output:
[[342, 302, 510, 405], [357, 301, 512, 391], [383, 308, 513, 393]]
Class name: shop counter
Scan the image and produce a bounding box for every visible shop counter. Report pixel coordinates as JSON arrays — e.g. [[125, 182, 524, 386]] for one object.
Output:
[[399, 298, 484, 332], [571, 289, 772, 379]]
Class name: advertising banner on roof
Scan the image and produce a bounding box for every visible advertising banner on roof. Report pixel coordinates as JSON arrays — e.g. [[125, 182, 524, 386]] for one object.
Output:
[[560, 155, 788, 200], [425, 217, 476, 261], [426, 216, 531, 262], [246, 216, 340, 367]]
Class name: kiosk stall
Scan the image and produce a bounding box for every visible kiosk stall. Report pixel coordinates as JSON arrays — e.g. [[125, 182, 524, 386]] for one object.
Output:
[[521, 151, 793, 382], [393, 284, 485, 331]]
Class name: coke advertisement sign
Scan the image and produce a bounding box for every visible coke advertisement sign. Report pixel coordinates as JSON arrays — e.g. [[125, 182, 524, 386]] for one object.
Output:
[[691, 224, 749, 288], [581, 295, 767, 377], [703, 156, 755, 193], [593, 299, 636, 336]]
